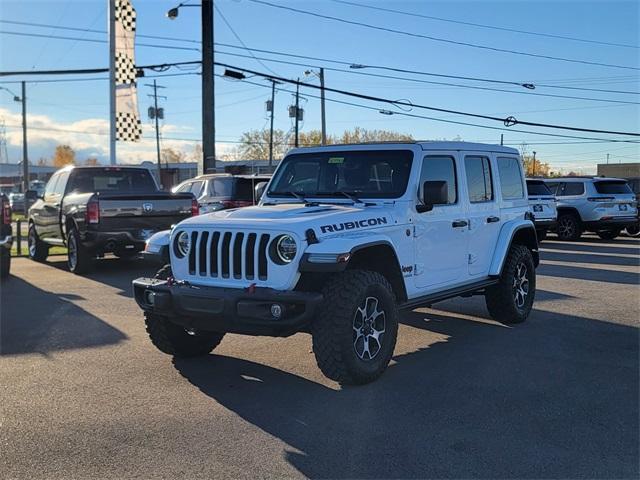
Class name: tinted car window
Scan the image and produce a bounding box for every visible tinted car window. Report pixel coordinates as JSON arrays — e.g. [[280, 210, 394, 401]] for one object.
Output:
[[465, 156, 493, 203], [269, 150, 413, 199], [67, 168, 157, 194], [560, 182, 585, 196], [497, 157, 524, 199], [208, 178, 234, 197], [545, 182, 560, 195], [593, 181, 632, 194], [235, 178, 259, 202], [190, 181, 204, 197], [527, 180, 553, 196], [420, 155, 457, 204]]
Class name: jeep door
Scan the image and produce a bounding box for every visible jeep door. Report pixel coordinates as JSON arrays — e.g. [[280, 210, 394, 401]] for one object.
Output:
[[414, 153, 468, 289], [463, 154, 501, 277]]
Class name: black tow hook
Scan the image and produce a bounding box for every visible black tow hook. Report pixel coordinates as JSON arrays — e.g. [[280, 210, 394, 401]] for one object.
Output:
[[166, 277, 190, 287]]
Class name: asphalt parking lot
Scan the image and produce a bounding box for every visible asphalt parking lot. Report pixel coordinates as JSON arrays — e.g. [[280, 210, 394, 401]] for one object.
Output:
[[1, 235, 639, 479]]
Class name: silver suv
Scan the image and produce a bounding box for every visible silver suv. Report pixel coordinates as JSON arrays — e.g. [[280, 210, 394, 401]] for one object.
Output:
[[545, 177, 637, 241]]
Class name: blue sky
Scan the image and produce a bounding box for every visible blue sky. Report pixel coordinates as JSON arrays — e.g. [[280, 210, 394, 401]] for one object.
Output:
[[0, 0, 638, 173]]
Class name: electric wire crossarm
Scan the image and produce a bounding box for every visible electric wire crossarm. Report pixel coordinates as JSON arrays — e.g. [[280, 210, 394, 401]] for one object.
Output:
[[214, 62, 640, 137]]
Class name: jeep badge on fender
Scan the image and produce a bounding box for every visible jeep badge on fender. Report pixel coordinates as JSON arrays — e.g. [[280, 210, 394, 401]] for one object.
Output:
[[133, 142, 539, 385]]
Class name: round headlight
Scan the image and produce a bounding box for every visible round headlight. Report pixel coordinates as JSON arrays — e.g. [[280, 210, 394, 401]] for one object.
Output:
[[175, 231, 191, 258], [275, 235, 297, 263]]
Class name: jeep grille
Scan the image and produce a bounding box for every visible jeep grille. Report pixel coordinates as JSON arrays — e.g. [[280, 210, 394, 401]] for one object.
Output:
[[187, 230, 270, 281]]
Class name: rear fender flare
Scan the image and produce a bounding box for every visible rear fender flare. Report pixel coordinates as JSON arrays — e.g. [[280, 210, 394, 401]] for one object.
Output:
[[489, 220, 539, 276]]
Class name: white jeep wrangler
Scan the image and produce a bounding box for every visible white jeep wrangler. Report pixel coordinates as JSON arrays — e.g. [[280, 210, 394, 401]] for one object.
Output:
[[133, 142, 538, 384]]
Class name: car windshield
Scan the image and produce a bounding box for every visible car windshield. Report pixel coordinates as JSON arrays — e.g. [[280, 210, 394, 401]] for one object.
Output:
[[67, 168, 157, 194], [268, 150, 413, 199], [527, 181, 552, 196], [593, 181, 632, 194]]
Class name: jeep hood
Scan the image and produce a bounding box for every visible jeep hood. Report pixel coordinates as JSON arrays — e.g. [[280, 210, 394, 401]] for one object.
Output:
[[176, 203, 398, 235]]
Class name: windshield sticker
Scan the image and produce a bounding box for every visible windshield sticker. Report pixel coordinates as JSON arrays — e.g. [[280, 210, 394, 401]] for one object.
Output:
[[328, 157, 344, 164], [320, 217, 388, 234]]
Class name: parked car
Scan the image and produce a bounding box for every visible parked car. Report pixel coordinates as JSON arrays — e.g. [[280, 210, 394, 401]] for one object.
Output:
[[0, 194, 12, 279], [544, 177, 637, 241], [8, 192, 25, 214], [134, 142, 538, 385], [27, 165, 198, 274], [172, 173, 271, 213], [526, 178, 557, 241]]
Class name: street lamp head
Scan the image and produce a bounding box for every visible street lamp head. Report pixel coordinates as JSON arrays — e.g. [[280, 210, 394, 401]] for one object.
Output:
[[166, 7, 179, 19], [223, 69, 246, 80], [13, 96, 20, 102]]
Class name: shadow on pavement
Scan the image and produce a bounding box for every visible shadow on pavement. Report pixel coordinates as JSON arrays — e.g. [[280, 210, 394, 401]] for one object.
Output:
[[173, 308, 639, 479], [542, 241, 639, 256], [0, 276, 127, 356], [537, 262, 640, 285], [541, 250, 640, 267]]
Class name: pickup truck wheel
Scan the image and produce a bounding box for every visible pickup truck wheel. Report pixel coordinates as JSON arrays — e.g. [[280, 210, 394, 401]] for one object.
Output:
[[597, 229, 621, 240], [28, 223, 49, 262], [0, 249, 10, 279], [67, 228, 93, 274], [556, 213, 582, 241], [486, 244, 536, 324], [626, 224, 640, 237], [145, 264, 224, 357], [312, 270, 399, 385]]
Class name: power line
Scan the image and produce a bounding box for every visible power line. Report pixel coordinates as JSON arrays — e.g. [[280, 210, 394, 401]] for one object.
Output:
[[214, 49, 640, 105], [215, 62, 640, 137], [331, 0, 639, 50], [246, 0, 640, 71]]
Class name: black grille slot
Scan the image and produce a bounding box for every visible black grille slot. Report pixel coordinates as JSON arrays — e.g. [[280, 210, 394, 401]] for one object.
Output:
[[198, 231, 209, 275], [233, 233, 244, 279], [221, 232, 232, 278], [188, 231, 198, 274], [209, 231, 220, 277], [258, 234, 270, 280], [245, 233, 257, 279]]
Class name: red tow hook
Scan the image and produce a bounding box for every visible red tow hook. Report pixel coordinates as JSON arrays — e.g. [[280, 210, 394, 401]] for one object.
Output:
[[245, 283, 257, 294], [166, 276, 175, 286]]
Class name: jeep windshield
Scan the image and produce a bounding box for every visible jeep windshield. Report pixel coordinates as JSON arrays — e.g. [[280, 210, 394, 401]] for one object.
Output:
[[268, 150, 413, 200]]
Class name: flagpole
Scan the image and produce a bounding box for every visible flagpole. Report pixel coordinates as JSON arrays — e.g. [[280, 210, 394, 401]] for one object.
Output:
[[108, 0, 116, 165]]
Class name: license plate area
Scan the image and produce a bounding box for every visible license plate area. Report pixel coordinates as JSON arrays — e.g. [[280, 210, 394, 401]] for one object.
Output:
[[618, 204, 629, 211], [533, 205, 543, 212]]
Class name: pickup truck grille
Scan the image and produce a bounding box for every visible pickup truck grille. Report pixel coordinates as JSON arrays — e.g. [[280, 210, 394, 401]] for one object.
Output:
[[187, 230, 270, 281]]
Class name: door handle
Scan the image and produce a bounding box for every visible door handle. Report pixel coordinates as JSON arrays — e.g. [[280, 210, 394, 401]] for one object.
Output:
[[487, 216, 500, 223], [452, 220, 468, 228]]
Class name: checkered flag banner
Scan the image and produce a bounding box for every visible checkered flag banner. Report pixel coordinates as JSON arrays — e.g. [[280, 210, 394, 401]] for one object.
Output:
[[114, 0, 141, 142]]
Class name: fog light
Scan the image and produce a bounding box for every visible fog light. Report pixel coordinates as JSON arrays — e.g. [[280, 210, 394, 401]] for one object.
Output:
[[145, 291, 155, 306], [270, 303, 283, 319]]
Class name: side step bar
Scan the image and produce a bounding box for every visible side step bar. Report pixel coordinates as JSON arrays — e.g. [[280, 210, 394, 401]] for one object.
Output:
[[400, 278, 498, 310]]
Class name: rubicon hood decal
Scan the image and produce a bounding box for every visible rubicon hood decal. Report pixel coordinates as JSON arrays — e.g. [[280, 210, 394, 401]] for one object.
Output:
[[320, 217, 388, 234]]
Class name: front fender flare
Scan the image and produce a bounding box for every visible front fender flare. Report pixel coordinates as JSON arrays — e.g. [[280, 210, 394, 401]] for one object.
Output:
[[489, 220, 538, 276]]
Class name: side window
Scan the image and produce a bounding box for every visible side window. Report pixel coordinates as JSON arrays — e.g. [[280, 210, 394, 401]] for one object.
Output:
[[464, 156, 493, 203], [53, 171, 70, 196], [497, 157, 524, 200], [190, 181, 204, 197], [419, 155, 457, 204], [175, 182, 191, 193], [563, 182, 585, 196], [44, 174, 59, 198], [545, 182, 560, 195]]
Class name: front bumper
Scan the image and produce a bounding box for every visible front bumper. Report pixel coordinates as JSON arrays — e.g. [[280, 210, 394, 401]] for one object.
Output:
[[0, 234, 13, 249], [132, 277, 323, 337]]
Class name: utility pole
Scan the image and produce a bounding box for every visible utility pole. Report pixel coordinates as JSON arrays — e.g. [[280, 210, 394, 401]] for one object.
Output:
[[146, 80, 166, 187], [500, 134, 504, 146], [294, 78, 300, 148], [21, 81, 28, 193], [108, 0, 116, 165], [202, 0, 215, 173], [268, 80, 276, 167], [319, 68, 326, 145], [606, 153, 610, 164], [532, 150, 537, 176]]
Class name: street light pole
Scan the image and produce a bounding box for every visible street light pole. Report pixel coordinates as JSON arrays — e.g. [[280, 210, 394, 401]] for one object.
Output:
[[294, 78, 300, 148], [269, 80, 276, 167], [532, 150, 537, 176], [319, 67, 326, 145], [202, 0, 215, 174], [21, 81, 28, 193]]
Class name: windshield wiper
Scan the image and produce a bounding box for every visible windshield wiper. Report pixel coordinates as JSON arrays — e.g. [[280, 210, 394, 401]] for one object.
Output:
[[312, 191, 363, 204], [268, 191, 316, 206]]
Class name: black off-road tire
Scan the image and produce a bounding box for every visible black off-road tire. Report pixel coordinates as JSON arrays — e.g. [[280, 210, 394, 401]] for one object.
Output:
[[625, 224, 640, 237], [0, 249, 10, 279], [597, 229, 621, 240], [28, 222, 49, 262], [312, 270, 399, 385], [144, 265, 225, 358], [536, 228, 548, 242], [556, 213, 582, 241], [485, 244, 536, 324], [66, 228, 93, 274]]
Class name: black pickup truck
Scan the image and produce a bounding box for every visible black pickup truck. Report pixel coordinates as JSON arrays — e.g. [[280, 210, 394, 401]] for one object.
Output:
[[0, 193, 12, 279], [28, 166, 197, 274]]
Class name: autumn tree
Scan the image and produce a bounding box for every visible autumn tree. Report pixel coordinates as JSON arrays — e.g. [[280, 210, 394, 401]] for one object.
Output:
[[53, 145, 76, 168], [339, 127, 413, 144], [238, 129, 287, 160], [84, 157, 99, 166], [161, 147, 187, 164], [37, 157, 48, 166], [522, 154, 551, 177]]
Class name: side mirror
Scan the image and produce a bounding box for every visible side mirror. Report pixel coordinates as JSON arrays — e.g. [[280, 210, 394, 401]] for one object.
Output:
[[254, 181, 268, 204], [417, 180, 448, 213]]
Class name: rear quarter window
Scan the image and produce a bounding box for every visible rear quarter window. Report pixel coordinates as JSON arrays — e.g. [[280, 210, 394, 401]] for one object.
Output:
[[562, 182, 585, 196], [593, 181, 632, 194], [527, 181, 552, 196], [497, 157, 524, 200]]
